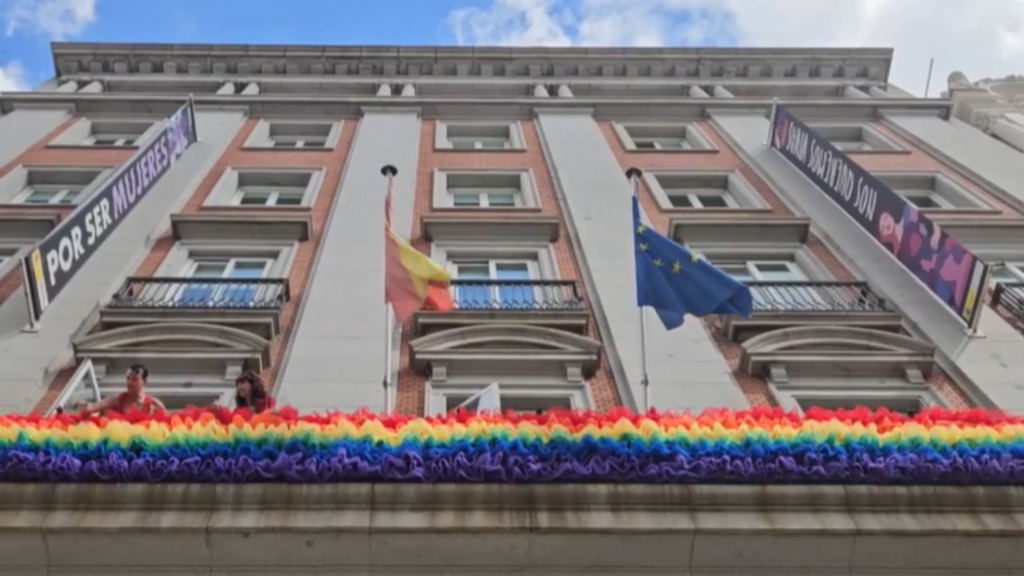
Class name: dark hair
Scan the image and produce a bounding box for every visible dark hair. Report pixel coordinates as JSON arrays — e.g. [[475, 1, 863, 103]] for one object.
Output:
[[127, 364, 149, 381], [234, 371, 268, 409]]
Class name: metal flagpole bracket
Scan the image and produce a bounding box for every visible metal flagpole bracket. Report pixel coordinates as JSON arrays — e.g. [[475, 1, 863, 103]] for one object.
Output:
[[381, 165, 398, 178], [625, 167, 651, 414]]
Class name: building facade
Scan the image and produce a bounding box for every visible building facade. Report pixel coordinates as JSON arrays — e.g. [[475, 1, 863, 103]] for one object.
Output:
[[0, 44, 1023, 574]]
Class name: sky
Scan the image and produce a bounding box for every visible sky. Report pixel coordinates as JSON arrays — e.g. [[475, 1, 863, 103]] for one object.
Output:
[[1, 0, 1023, 97]]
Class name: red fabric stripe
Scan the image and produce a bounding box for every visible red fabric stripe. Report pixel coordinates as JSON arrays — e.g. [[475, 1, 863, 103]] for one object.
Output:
[[383, 230, 422, 323], [423, 281, 453, 312]]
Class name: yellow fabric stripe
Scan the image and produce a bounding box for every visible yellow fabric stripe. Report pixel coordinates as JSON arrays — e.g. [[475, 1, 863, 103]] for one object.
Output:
[[388, 228, 450, 298]]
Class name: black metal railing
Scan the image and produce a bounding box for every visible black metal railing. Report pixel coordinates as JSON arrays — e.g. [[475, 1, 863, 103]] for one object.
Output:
[[746, 281, 891, 313], [446, 280, 585, 311], [993, 282, 1024, 325], [108, 277, 290, 310]]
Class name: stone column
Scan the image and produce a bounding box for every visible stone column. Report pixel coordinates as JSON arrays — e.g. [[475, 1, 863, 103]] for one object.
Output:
[[216, 82, 236, 95], [54, 81, 79, 93], [400, 84, 416, 97], [534, 85, 550, 97], [843, 86, 871, 99], [240, 82, 260, 95], [711, 85, 734, 98], [557, 85, 573, 98], [687, 86, 710, 98]]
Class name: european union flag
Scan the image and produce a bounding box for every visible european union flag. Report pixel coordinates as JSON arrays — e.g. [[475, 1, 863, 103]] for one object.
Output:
[[633, 197, 752, 330]]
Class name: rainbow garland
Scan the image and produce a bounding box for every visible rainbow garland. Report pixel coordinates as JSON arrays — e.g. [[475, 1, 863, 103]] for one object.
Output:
[[1, 406, 1024, 484]]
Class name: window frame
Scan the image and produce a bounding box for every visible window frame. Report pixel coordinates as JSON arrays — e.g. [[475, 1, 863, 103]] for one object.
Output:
[[644, 171, 768, 211], [230, 186, 308, 207], [768, 377, 943, 416], [875, 172, 992, 212], [435, 121, 525, 151], [612, 122, 717, 153], [806, 122, 905, 153], [716, 259, 809, 282], [85, 134, 138, 147], [434, 169, 539, 210], [425, 380, 590, 416], [448, 187, 523, 208], [242, 119, 342, 151], [664, 188, 739, 209], [14, 184, 84, 206]]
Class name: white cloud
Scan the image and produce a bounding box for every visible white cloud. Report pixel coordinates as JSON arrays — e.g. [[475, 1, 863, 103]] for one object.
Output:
[[0, 61, 27, 93], [448, 0, 1024, 96], [3, 0, 97, 40]]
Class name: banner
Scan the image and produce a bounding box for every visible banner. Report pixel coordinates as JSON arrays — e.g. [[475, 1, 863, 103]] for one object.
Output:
[[22, 100, 198, 323], [769, 105, 988, 327]]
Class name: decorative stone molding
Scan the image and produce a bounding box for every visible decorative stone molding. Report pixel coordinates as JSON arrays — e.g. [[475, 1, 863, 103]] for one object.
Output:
[[50, 43, 895, 82], [739, 325, 935, 378], [74, 322, 271, 371], [409, 324, 601, 377]]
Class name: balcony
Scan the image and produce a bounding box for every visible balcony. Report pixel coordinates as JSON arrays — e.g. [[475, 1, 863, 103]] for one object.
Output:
[[413, 279, 590, 335], [99, 277, 290, 339], [723, 281, 902, 341], [993, 282, 1024, 329]]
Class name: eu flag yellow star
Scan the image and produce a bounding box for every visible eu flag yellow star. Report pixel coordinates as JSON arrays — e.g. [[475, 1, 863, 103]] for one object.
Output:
[[639, 242, 648, 251], [636, 224, 646, 234], [690, 252, 701, 263], [653, 258, 663, 266], [672, 261, 682, 273]]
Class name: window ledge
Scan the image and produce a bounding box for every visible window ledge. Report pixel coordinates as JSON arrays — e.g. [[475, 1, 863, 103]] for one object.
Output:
[[420, 215, 561, 242], [663, 207, 774, 216], [170, 212, 312, 242], [844, 149, 912, 155], [625, 148, 719, 154], [431, 206, 543, 214], [917, 207, 1004, 218], [45, 144, 140, 151], [240, 145, 334, 152], [433, 147, 526, 153], [669, 216, 810, 245], [0, 211, 63, 239], [932, 218, 1024, 247]]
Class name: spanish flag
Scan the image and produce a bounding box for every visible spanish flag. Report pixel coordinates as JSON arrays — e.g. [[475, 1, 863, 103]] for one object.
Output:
[[385, 228, 452, 322], [383, 175, 451, 322]]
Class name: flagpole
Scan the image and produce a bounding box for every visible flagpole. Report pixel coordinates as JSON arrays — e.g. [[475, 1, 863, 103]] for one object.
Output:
[[765, 97, 779, 145], [381, 164, 398, 414], [625, 167, 650, 414]]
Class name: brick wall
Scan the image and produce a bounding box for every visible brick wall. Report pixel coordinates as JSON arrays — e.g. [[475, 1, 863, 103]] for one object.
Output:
[[394, 120, 621, 415]]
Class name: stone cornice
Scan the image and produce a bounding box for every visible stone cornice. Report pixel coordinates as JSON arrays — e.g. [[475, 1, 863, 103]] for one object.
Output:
[[50, 43, 895, 82], [1, 92, 951, 121]]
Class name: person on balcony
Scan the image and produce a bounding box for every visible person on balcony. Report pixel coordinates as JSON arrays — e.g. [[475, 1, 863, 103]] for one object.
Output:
[[76, 364, 167, 416], [234, 371, 276, 414]]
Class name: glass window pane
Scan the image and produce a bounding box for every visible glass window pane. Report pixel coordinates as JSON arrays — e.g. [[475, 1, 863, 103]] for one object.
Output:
[[239, 191, 272, 205], [275, 192, 304, 206], [190, 262, 228, 278], [657, 139, 687, 149], [906, 195, 940, 208], [455, 264, 490, 279], [449, 139, 477, 150], [634, 141, 657, 150], [696, 194, 729, 208], [753, 262, 801, 280], [667, 194, 693, 208], [478, 138, 507, 149], [487, 193, 516, 207], [494, 263, 530, 280], [229, 261, 268, 278], [452, 193, 481, 207], [24, 189, 58, 203], [719, 264, 754, 282]]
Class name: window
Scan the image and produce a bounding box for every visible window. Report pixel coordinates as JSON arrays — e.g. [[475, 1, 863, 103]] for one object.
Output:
[[875, 173, 986, 211], [18, 185, 83, 205], [797, 397, 924, 417], [232, 188, 306, 207], [207, 168, 321, 208], [807, 123, 903, 152], [613, 123, 715, 152], [645, 172, 764, 210], [48, 118, 157, 148], [715, 259, 827, 310], [993, 263, 1024, 284], [436, 171, 535, 209], [429, 382, 584, 416], [243, 120, 339, 150], [717, 260, 807, 282], [435, 122, 523, 151], [450, 259, 538, 309], [177, 257, 272, 307]]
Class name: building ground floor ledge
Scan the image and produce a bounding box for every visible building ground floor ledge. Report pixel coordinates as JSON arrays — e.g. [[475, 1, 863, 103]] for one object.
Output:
[[0, 483, 1021, 575]]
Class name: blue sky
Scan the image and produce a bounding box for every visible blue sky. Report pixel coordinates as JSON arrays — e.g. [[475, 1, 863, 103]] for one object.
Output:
[[1, 0, 1022, 96]]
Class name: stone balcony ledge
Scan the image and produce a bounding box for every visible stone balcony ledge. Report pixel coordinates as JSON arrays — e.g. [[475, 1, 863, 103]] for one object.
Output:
[[1, 484, 1023, 574]]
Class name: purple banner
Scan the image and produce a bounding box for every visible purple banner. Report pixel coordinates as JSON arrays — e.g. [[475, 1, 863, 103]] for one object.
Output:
[[770, 105, 988, 326]]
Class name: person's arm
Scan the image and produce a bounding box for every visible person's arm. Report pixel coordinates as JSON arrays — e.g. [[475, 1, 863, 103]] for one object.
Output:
[[76, 395, 118, 417], [149, 396, 167, 414]]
